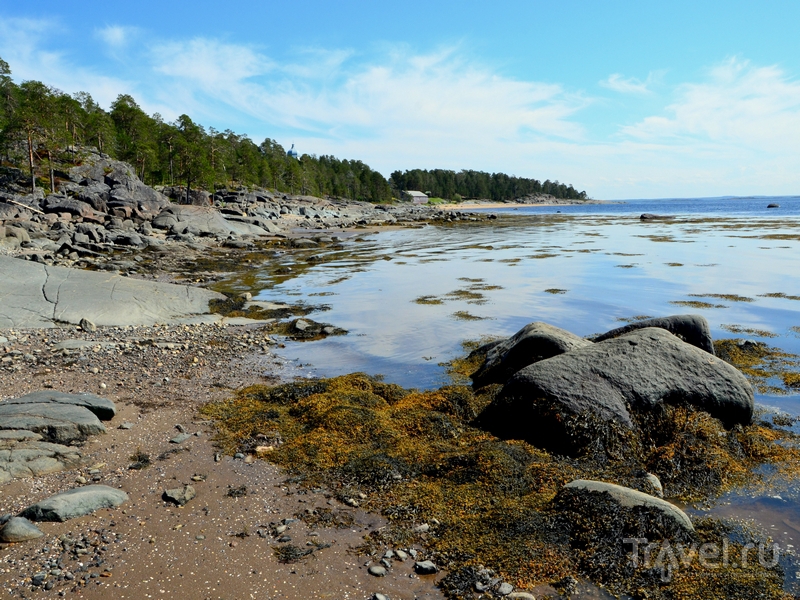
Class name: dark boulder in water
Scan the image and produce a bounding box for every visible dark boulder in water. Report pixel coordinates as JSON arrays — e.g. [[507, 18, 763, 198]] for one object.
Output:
[[475, 327, 753, 456], [470, 321, 592, 388], [591, 314, 715, 355]]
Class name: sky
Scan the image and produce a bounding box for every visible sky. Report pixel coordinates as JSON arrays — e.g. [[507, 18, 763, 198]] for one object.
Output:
[[1, 1, 799, 199]]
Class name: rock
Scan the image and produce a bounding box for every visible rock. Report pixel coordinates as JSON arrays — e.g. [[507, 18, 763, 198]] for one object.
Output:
[[476, 328, 753, 456], [20, 485, 129, 522], [557, 479, 694, 533], [119, 422, 134, 430], [285, 318, 346, 340], [368, 565, 387, 577], [0, 517, 44, 542], [4, 390, 116, 420], [0, 401, 107, 444], [79, 317, 97, 332], [170, 433, 192, 444], [507, 594, 536, 600], [0, 437, 82, 483], [42, 196, 102, 221], [767, 203, 780, 208], [497, 582, 514, 596], [640, 213, 670, 220], [0, 256, 225, 328], [470, 322, 593, 387], [644, 473, 664, 498], [591, 314, 715, 355], [163, 485, 196, 507], [373, 594, 390, 600], [414, 560, 438, 575], [291, 238, 318, 248]]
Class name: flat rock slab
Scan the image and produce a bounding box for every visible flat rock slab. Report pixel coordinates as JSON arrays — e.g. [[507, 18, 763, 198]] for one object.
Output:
[[0, 517, 44, 542], [4, 391, 116, 420], [561, 479, 694, 532], [0, 438, 83, 483], [471, 321, 593, 388], [478, 327, 753, 455], [0, 402, 106, 444], [20, 485, 129, 522], [0, 256, 225, 328]]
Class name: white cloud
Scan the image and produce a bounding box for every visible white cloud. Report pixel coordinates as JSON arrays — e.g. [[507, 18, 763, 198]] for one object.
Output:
[[0, 17, 137, 109], [600, 73, 653, 94], [621, 58, 800, 149], [95, 25, 137, 49]]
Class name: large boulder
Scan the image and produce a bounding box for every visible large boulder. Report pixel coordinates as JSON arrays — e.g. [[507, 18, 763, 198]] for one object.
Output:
[[476, 328, 753, 456], [42, 195, 103, 221], [471, 322, 593, 388], [20, 485, 129, 522], [152, 205, 270, 237], [592, 315, 714, 355]]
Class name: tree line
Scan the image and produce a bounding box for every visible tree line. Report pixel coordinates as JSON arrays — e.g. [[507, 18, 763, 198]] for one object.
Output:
[[389, 168, 587, 201], [0, 56, 587, 202]]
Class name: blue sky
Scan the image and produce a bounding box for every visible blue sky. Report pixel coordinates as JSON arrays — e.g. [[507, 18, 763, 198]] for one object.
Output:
[[1, 1, 799, 199]]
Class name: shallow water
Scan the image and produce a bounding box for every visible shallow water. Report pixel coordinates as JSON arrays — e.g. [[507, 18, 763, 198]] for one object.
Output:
[[226, 196, 800, 588], [241, 197, 800, 393]]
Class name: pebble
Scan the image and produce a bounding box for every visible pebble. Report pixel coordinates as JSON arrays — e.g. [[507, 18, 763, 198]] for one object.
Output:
[[414, 560, 437, 575], [118, 422, 134, 430], [170, 433, 192, 444], [394, 549, 408, 561], [507, 593, 536, 600], [373, 594, 390, 600], [368, 565, 387, 577], [497, 582, 514, 595], [234, 452, 245, 459]]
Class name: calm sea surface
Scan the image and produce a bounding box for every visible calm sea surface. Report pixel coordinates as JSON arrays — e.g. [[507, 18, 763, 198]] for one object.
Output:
[[223, 196, 800, 582]]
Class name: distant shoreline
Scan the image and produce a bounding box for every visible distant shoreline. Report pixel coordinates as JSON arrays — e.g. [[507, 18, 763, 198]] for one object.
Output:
[[439, 199, 606, 210]]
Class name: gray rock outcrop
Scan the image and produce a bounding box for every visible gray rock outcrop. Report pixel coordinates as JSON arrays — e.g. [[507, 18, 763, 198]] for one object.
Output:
[[0, 401, 106, 444], [591, 314, 715, 355], [470, 322, 593, 388], [20, 485, 129, 522], [3, 391, 116, 420], [476, 327, 753, 455], [0, 256, 225, 328]]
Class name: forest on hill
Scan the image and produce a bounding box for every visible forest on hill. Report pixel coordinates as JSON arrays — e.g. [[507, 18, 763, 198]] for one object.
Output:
[[0, 56, 587, 203]]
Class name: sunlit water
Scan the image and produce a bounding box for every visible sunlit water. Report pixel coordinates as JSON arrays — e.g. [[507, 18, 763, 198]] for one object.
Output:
[[226, 196, 800, 588]]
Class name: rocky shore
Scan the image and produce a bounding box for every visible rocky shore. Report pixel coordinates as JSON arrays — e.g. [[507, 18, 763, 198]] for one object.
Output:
[[1, 150, 797, 599], [0, 147, 494, 276]]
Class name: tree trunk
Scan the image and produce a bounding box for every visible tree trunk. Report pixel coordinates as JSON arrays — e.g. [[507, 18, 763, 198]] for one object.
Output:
[[186, 176, 191, 205], [47, 149, 55, 193], [27, 132, 35, 192]]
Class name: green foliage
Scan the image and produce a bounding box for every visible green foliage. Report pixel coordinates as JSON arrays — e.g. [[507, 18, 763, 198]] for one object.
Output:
[[390, 168, 587, 201]]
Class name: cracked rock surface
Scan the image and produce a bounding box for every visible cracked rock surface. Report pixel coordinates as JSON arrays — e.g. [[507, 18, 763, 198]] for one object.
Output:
[[0, 256, 225, 328]]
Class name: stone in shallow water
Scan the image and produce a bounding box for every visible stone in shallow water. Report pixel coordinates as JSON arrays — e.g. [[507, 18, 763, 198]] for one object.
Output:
[[477, 327, 753, 456], [0, 517, 44, 542], [20, 485, 129, 522]]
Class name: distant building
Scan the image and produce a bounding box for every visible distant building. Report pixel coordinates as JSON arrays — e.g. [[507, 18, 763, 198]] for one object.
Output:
[[287, 144, 299, 159], [403, 190, 428, 204]]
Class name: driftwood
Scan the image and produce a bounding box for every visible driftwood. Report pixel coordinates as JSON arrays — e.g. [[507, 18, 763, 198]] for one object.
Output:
[[0, 197, 45, 215]]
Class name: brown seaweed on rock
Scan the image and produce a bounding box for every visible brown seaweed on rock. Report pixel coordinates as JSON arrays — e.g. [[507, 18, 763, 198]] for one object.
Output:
[[201, 370, 800, 599]]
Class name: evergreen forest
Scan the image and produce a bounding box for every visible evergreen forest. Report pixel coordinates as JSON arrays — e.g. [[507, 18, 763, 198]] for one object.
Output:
[[0, 57, 587, 203]]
